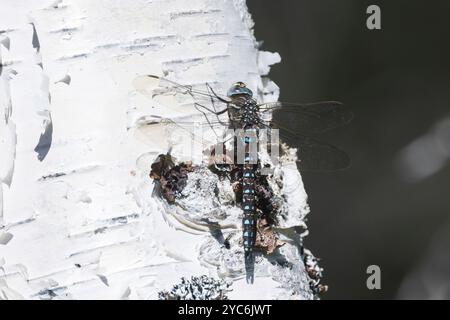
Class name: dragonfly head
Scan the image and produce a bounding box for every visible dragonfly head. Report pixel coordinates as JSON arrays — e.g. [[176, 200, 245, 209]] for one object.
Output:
[[227, 81, 253, 98]]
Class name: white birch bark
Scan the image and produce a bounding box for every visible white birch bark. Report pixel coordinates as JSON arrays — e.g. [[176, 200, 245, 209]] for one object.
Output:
[[0, 0, 315, 299]]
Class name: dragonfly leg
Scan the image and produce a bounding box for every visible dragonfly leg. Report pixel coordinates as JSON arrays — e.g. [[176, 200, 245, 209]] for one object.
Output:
[[194, 103, 221, 139], [205, 82, 229, 104], [193, 101, 227, 116], [194, 102, 228, 125], [205, 83, 229, 126], [205, 82, 219, 114]]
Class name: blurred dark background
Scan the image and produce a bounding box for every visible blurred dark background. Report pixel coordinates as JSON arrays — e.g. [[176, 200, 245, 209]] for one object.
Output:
[[248, 0, 450, 299]]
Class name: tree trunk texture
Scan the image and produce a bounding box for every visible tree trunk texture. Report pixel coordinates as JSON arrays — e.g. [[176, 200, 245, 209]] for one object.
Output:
[[0, 0, 317, 299]]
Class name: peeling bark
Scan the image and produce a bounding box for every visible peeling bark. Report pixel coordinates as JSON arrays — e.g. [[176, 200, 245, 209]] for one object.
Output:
[[0, 0, 317, 300]]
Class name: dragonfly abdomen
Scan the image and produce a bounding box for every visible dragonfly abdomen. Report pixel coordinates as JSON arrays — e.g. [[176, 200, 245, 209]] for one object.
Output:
[[240, 123, 259, 284], [240, 122, 258, 259], [242, 164, 257, 255]]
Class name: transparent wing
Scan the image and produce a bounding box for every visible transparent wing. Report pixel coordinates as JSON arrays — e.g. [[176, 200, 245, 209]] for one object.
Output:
[[278, 126, 350, 171], [132, 76, 352, 171], [132, 75, 233, 163], [260, 101, 353, 135], [138, 115, 231, 141], [258, 113, 351, 171], [134, 115, 234, 166], [136, 151, 165, 173], [137, 117, 350, 172], [133, 74, 230, 111], [289, 135, 350, 171]]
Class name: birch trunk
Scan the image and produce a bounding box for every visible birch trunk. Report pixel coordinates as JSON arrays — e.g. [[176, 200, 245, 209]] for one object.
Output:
[[0, 0, 316, 299]]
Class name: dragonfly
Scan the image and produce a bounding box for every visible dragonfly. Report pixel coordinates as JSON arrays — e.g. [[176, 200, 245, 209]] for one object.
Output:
[[132, 74, 352, 283]]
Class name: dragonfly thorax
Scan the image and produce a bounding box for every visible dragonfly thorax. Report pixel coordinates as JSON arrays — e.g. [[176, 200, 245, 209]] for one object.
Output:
[[228, 97, 260, 126], [241, 100, 260, 125]]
